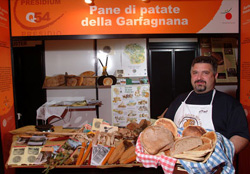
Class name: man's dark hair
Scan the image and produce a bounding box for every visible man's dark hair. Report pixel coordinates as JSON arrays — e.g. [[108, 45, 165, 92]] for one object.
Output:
[[191, 56, 218, 75]]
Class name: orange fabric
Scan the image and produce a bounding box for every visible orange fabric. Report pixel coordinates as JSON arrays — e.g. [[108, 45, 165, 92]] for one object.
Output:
[[0, 1, 16, 174]]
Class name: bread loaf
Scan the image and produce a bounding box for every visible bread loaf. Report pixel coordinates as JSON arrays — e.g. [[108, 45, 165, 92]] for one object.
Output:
[[66, 77, 78, 86], [182, 125, 206, 137], [202, 131, 217, 147], [80, 71, 95, 77], [154, 118, 177, 138], [141, 125, 174, 155], [138, 119, 151, 130], [80, 71, 96, 86], [44, 75, 65, 87], [76, 76, 83, 86], [191, 137, 212, 151], [120, 146, 136, 164], [103, 77, 113, 86], [170, 136, 202, 157], [108, 140, 126, 164], [126, 122, 139, 130]]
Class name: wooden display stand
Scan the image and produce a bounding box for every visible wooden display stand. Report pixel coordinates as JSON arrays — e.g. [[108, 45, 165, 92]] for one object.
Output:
[[7, 126, 187, 174]]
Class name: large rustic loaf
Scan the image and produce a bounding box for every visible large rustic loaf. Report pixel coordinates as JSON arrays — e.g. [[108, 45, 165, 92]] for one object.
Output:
[[44, 74, 65, 87], [154, 118, 177, 138], [170, 136, 203, 157], [80, 71, 96, 86], [141, 125, 174, 155]]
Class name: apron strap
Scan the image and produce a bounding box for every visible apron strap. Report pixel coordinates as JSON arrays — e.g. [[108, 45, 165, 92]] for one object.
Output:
[[184, 89, 216, 104], [210, 89, 216, 104], [183, 90, 194, 103]]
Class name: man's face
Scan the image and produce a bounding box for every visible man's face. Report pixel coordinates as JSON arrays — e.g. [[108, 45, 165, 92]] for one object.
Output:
[[191, 63, 218, 94]]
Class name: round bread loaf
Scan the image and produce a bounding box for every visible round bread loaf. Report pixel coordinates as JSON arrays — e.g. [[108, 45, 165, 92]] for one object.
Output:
[[67, 77, 77, 86], [154, 118, 177, 137], [80, 71, 95, 77], [141, 125, 174, 155], [202, 131, 217, 147], [182, 125, 206, 137], [80, 71, 96, 86], [103, 77, 113, 86]]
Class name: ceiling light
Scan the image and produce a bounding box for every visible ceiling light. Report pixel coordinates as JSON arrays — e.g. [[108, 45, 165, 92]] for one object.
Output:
[[85, 0, 94, 5]]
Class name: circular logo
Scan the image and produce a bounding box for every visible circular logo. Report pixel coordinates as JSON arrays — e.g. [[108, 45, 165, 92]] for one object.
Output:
[[13, 0, 64, 30], [225, 13, 232, 20], [221, 8, 232, 21]]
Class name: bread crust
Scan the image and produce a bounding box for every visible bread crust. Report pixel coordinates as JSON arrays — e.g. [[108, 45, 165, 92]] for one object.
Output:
[[191, 137, 212, 151], [154, 118, 177, 138], [80, 71, 95, 77], [67, 77, 78, 86], [108, 140, 125, 164], [182, 125, 206, 137], [202, 131, 217, 147], [119, 146, 136, 164], [170, 136, 203, 156], [141, 125, 174, 155], [126, 122, 139, 130], [76, 76, 83, 86], [45, 74, 65, 87], [82, 77, 95, 86], [80, 71, 96, 86]]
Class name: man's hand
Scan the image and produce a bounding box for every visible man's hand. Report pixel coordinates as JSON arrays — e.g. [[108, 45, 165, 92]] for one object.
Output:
[[230, 135, 249, 154]]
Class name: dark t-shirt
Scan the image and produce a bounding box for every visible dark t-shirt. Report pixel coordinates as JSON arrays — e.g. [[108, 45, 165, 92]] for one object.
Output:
[[164, 89, 250, 140]]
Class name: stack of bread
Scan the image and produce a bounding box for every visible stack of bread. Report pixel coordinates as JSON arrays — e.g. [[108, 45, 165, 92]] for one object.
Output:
[[87, 119, 151, 165], [140, 118, 217, 163], [43, 71, 96, 87]]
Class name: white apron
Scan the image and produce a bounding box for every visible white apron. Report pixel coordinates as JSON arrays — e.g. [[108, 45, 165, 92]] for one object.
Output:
[[174, 89, 216, 130]]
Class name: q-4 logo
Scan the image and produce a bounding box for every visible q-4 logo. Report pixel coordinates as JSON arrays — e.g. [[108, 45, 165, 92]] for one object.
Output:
[[26, 12, 51, 23], [13, 0, 64, 30]]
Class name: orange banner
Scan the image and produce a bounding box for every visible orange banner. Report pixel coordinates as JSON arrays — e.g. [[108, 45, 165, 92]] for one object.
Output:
[[0, 0, 16, 173], [238, 1, 250, 173], [10, 0, 238, 36], [240, 0, 250, 110]]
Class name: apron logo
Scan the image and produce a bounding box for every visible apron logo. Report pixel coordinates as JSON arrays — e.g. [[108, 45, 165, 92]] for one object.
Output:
[[178, 115, 201, 128]]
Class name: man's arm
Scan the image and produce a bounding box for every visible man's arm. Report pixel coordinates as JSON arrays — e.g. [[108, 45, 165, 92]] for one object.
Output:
[[230, 135, 249, 154]]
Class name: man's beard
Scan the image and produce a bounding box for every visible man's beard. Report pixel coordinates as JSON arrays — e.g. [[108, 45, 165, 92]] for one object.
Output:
[[194, 80, 206, 92]]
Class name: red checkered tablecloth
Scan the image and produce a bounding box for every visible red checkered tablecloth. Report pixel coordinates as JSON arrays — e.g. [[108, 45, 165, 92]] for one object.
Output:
[[135, 134, 177, 174]]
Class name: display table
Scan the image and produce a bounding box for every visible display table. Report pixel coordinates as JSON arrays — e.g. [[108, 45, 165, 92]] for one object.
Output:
[[11, 165, 188, 174], [8, 124, 235, 174], [7, 126, 187, 174]]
